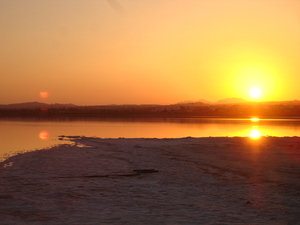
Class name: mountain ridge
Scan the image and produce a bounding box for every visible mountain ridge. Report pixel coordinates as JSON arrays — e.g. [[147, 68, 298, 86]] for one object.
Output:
[[1, 99, 300, 109], [0, 102, 76, 109]]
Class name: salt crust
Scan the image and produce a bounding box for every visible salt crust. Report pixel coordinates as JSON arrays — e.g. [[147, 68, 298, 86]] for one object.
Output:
[[1, 137, 300, 224]]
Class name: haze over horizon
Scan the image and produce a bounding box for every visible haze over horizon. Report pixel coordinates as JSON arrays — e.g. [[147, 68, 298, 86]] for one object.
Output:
[[1, 0, 300, 105], [2, 97, 300, 108]]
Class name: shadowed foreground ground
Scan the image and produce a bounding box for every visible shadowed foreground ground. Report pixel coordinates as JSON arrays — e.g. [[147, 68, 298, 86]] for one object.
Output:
[[1, 137, 300, 224]]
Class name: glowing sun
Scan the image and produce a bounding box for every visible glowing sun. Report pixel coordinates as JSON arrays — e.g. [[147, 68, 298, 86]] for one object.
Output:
[[249, 87, 261, 98], [40, 91, 49, 99]]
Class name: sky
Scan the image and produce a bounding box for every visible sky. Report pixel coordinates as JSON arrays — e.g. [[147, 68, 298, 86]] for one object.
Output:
[[1, 0, 300, 105]]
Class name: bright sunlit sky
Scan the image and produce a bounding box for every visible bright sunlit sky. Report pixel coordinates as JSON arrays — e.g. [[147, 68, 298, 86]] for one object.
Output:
[[1, 0, 300, 105]]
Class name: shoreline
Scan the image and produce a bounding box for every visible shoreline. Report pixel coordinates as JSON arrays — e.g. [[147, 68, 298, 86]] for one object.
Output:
[[2, 115, 300, 121], [1, 137, 300, 224]]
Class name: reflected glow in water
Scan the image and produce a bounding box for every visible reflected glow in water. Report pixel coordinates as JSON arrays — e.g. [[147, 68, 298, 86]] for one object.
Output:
[[249, 128, 261, 139], [39, 130, 50, 140], [250, 117, 260, 122], [2, 117, 300, 157]]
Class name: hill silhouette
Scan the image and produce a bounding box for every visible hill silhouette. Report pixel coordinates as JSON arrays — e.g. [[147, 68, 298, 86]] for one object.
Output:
[[0, 102, 76, 109], [1, 100, 300, 118]]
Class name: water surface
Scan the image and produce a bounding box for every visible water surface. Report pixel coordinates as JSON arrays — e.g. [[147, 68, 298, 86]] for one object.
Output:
[[1, 117, 300, 159]]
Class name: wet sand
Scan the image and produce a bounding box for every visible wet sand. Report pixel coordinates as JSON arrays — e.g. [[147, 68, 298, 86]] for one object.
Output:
[[1, 136, 300, 224]]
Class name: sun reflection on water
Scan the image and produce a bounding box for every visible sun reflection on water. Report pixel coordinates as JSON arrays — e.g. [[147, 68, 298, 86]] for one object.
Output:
[[250, 117, 260, 122], [249, 117, 261, 139], [250, 127, 261, 139], [39, 130, 50, 140]]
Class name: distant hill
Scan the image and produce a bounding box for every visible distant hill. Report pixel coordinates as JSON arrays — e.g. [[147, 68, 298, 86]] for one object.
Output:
[[197, 99, 213, 104], [2, 99, 300, 110], [0, 102, 76, 109], [176, 98, 248, 105], [175, 98, 300, 105], [216, 98, 249, 104], [2, 100, 300, 118], [258, 100, 300, 105]]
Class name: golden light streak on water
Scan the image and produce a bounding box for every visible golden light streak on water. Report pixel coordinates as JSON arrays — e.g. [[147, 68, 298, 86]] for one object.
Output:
[[250, 117, 260, 122], [250, 127, 261, 139]]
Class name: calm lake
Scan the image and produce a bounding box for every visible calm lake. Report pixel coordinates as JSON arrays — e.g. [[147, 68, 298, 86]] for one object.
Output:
[[1, 117, 300, 160]]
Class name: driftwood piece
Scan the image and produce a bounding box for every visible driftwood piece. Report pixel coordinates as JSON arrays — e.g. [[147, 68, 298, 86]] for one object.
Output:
[[53, 169, 159, 179]]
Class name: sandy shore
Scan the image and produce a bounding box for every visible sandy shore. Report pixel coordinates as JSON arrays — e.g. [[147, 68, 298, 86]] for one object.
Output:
[[1, 136, 300, 224]]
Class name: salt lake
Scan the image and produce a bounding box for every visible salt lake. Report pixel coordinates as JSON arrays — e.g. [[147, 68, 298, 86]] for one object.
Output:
[[1, 117, 300, 160]]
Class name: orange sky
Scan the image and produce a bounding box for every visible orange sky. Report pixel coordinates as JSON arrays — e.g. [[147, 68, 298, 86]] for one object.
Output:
[[1, 0, 300, 105]]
